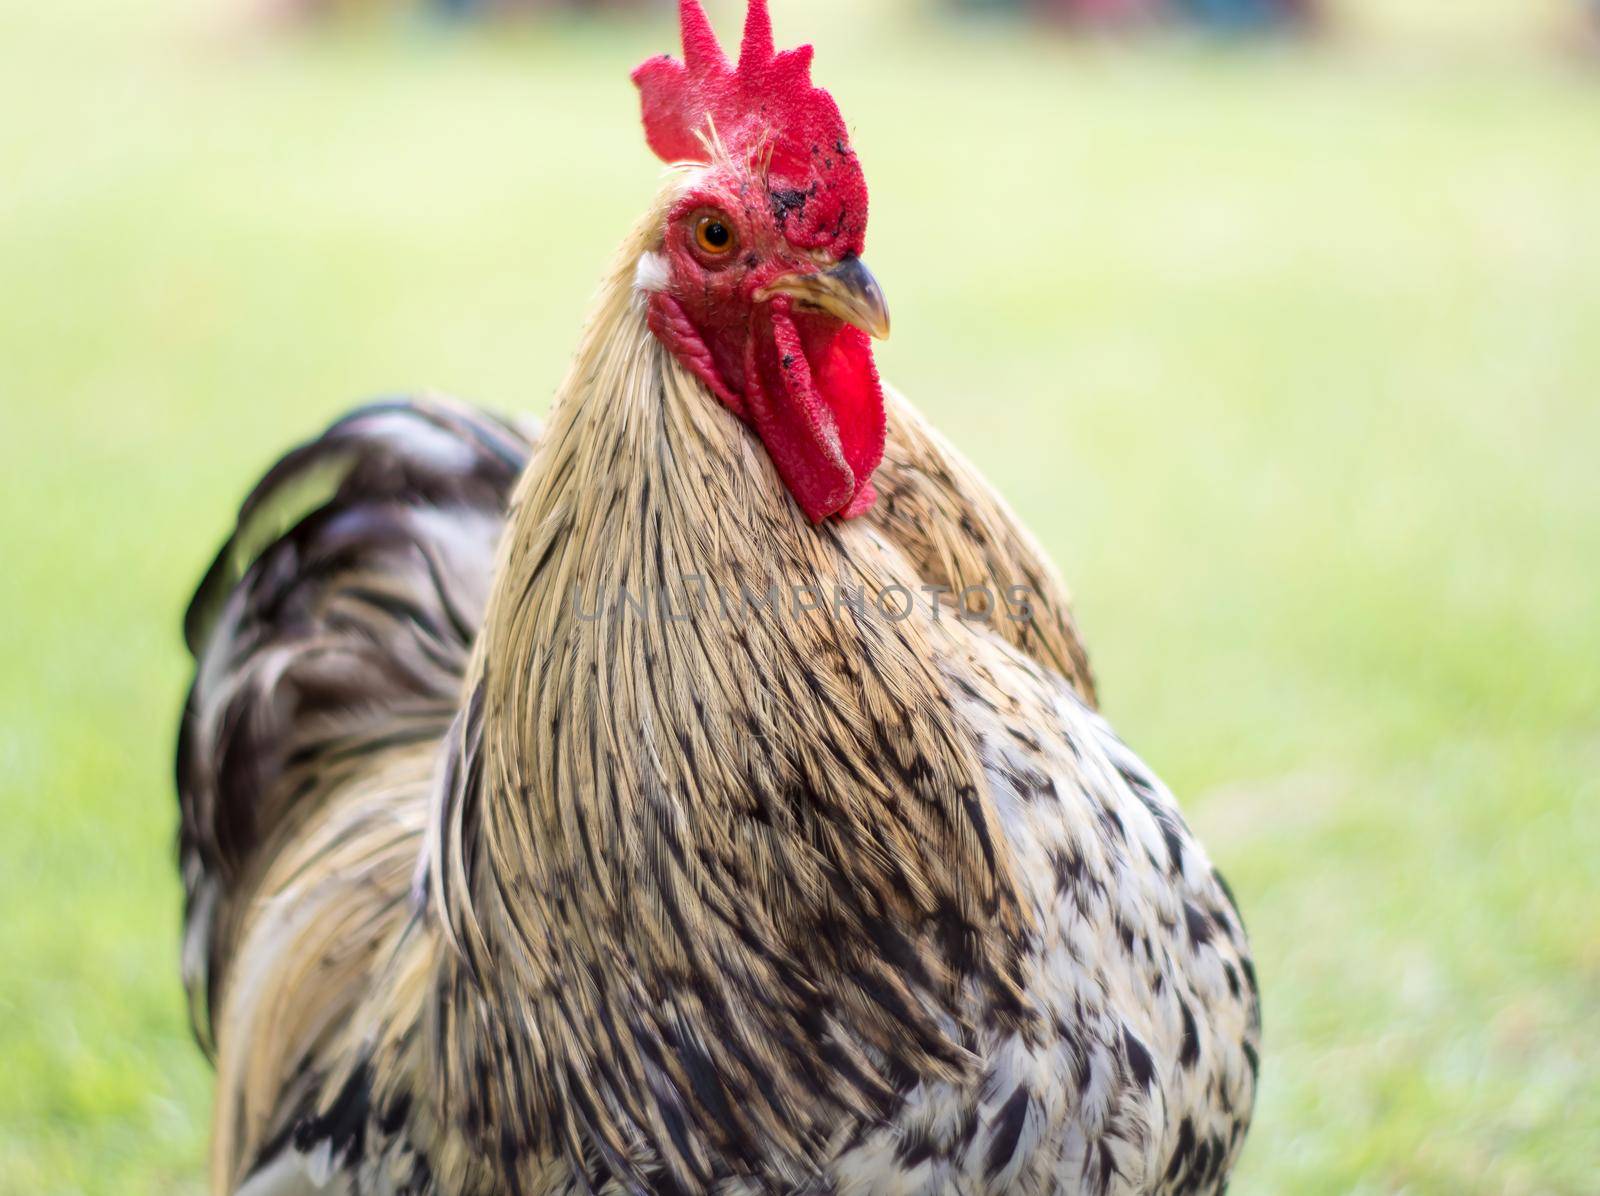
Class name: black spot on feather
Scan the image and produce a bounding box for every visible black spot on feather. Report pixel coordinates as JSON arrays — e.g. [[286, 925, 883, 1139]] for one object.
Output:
[[985, 1085, 1031, 1178], [294, 1061, 373, 1166], [896, 1127, 937, 1169], [1179, 1000, 1201, 1069], [1164, 1116, 1195, 1182], [1122, 1026, 1156, 1091], [379, 1092, 412, 1136]]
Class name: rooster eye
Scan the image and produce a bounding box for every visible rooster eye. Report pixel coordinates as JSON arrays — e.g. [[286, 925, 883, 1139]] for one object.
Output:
[[693, 214, 736, 257]]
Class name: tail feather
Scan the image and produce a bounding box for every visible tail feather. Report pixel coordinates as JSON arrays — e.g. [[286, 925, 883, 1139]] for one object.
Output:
[[176, 395, 535, 1054]]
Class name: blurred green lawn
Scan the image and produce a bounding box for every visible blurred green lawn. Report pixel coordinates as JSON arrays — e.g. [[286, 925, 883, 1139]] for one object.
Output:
[[2, 1, 1597, 1193]]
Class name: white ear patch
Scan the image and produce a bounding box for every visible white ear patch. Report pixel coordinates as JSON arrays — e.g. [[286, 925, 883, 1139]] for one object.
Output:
[[634, 251, 670, 294]]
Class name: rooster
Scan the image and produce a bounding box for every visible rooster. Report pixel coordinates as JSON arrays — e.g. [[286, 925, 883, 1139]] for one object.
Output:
[[177, 3, 1260, 1193]]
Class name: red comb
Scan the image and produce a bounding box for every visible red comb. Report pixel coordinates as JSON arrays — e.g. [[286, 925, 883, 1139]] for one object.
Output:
[[633, 0, 868, 257]]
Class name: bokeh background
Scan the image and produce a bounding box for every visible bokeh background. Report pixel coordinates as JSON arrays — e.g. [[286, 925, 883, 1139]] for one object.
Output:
[[3, 0, 1598, 1192]]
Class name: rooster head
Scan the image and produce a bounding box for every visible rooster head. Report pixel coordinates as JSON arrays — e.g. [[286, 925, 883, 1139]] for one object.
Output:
[[634, 0, 888, 522]]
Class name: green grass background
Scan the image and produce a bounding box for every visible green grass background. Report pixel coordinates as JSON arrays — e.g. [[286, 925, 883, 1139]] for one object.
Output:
[[2, 0, 1597, 1191]]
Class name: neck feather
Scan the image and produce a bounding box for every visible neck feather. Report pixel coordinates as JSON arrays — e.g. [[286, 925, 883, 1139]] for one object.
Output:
[[424, 190, 1029, 1191]]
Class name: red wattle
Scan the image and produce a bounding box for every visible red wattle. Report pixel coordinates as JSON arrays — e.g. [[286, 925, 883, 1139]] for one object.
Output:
[[800, 320, 885, 503], [743, 296, 884, 523]]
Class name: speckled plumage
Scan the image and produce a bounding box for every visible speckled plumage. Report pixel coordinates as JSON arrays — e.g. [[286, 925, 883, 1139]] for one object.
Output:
[[178, 175, 1257, 1196]]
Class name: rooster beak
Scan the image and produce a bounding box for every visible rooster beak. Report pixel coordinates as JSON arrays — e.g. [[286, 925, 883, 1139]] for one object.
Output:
[[760, 256, 891, 341]]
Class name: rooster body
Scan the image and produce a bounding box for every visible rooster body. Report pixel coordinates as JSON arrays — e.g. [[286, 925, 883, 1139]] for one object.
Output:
[[178, 7, 1258, 1194]]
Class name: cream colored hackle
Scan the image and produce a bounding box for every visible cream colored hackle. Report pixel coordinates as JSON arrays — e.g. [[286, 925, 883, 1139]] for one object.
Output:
[[207, 170, 1100, 1194]]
